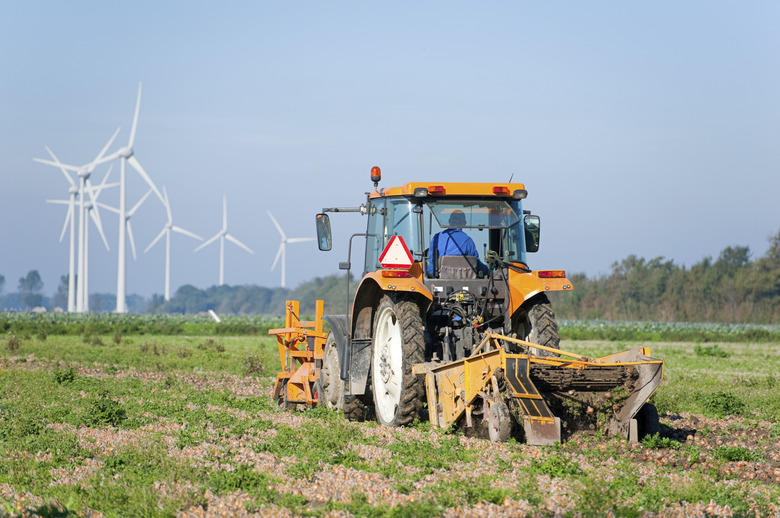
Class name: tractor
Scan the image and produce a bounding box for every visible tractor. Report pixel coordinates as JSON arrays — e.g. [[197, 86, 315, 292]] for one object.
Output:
[[271, 167, 662, 444]]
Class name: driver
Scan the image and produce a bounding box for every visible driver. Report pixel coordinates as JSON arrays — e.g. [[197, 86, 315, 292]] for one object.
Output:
[[426, 210, 489, 277]]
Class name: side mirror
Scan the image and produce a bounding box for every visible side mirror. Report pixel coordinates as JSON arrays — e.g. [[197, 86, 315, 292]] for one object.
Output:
[[316, 213, 332, 251], [524, 214, 540, 253]]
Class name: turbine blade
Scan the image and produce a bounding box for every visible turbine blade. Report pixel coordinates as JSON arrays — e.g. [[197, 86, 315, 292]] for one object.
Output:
[[34, 158, 78, 172], [225, 234, 254, 254], [127, 220, 137, 261], [127, 155, 164, 204], [45, 147, 77, 187], [89, 207, 110, 250], [46, 199, 70, 205], [129, 83, 142, 148], [171, 225, 203, 241], [59, 203, 73, 243], [162, 186, 172, 223], [95, 201, 119, 215], [144, 227, 167, 254], [89, 127, 121, 169], [270, 244, 283, 271], [85, 178, 108, 237], [286, 237, 315, 243], [222, 196, 228, 231], [128, 188, 153, 217], [267, 211, 286, 239], [195, 233, 221, 252]]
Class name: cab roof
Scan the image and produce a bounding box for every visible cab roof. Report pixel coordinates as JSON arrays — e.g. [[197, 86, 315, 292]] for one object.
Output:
[[369, 182, 527, 199]]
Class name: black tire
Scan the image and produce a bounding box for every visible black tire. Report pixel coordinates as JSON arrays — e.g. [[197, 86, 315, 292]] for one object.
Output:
[[319, 332, 344, 411], [371, 295, 426, 427], [518, 294, 560, 357], [277, 379, 290, 411], [342, 395, 368, 422], [636, 403, 660, 439]]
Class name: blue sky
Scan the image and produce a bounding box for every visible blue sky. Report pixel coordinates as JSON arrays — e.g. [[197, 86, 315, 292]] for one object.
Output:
[[1, 2, 778, 300]]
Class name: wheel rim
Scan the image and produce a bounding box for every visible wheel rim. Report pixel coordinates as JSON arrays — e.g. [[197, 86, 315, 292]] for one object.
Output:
[[322, 341, 340, 409], [373, 306, 404, 424]]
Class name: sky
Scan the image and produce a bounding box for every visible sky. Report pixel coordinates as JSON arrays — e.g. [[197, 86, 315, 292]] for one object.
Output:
[[1, 1, 778, 303]]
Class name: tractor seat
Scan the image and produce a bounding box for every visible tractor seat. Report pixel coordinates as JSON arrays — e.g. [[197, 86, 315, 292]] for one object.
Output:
[[438, 255, 480, 279]]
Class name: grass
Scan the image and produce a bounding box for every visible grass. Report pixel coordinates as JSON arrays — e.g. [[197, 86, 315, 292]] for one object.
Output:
[[0, 331, 777, 516]]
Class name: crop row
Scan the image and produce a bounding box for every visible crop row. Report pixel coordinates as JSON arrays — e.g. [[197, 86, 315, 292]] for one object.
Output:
[[1, 313, 779, 342]]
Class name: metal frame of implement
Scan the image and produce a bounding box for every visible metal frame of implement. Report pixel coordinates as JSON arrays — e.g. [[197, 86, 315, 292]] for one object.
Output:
[[270, 300, 327, 407], [412, 333, 664, 445]]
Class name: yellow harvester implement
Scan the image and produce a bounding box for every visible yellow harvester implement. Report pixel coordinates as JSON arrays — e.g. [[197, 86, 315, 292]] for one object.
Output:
[[270, 300, 327, 408]]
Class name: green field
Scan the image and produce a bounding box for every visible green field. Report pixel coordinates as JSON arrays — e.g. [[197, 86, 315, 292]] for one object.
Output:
[[0, 325, 778, 516]]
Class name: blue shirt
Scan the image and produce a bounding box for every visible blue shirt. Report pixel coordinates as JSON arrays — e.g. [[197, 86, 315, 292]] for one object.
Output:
[[427, 228, 489, 276]]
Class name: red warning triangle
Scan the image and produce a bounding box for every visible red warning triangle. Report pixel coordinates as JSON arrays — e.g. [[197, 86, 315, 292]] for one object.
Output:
[[378, 235, 414, 269]]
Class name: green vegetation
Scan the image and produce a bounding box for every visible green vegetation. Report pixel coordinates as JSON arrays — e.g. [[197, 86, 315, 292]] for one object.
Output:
[[551, 229, 780, 324], [0, 329, 777, 516]]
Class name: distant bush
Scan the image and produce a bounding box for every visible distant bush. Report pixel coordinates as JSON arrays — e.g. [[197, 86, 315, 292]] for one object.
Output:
[[694, 344, 730, 358], [5, 333, 21, 352]]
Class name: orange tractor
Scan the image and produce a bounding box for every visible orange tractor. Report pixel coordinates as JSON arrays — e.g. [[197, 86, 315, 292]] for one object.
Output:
[[272, 167, 662, 444]]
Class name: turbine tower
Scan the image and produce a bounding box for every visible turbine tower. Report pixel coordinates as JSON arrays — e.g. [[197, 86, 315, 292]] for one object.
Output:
[[268, 211, 314, 288], [195, 196, 254, 286], [145, 186, 203, 300], [35, 131, 119, 312], [99, 83, 166, 313]]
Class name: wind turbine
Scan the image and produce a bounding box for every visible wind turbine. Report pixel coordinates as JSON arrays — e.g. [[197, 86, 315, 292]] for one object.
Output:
[[81, 171, 115, 311], [99, 83, 166, 313], [195, 196, 254, 286], [41, 147, 79, 312], [268, 211, 314, 288], [35, 130, 120, 312], [145, 186, 203, 300], [48, 168, 115, 312]]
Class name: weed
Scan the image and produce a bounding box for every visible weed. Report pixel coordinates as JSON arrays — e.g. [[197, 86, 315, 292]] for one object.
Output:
[[83, 333, 103, 346], [176, 348, 192, 359], [6, 333, 22, 352], [113, 330, 122, 345], [641, 433, 681, 450], [694, 344, 730, 358], [36, 327, 47, 341], [686, 445, 700, 465], [243, 354, 263, 376], [208, 464, 272, 495], [529, 450, 583, 477], [198, 338, 225, 352], [702, 390, 744, 417], [53, 366, 77, 384], [87, 392, 127, 427], [711, 446, 761, 463]]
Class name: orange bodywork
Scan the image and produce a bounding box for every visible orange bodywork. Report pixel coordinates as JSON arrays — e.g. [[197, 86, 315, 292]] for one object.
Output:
[[357, 261, 433, 300], [269, 300, 328, 407], [507, 268, 574, 315], [369, 182, 526, 199]]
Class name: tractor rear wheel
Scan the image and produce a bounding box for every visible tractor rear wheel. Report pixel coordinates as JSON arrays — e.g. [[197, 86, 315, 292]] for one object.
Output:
[[371, 295, 425, 427], [519, 294, 560, 357], [319, 333, 344, 411]]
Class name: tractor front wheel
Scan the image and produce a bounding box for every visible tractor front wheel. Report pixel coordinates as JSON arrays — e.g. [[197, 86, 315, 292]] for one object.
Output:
[[371, 295, 425, 427]]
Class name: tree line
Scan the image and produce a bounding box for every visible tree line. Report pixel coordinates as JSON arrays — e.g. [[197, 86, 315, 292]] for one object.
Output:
[[549, 230, 780, 324], [2, 229, 779, 323]]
